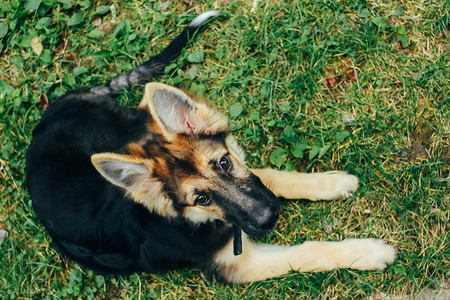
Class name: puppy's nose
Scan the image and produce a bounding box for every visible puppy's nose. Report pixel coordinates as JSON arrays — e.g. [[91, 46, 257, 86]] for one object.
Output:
[[253, 204, 279, 230]]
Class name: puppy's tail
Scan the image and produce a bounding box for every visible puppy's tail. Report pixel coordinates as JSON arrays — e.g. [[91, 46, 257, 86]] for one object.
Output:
[[89, 10, 220, 96]]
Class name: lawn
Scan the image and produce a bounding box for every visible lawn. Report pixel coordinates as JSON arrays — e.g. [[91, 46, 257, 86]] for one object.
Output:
[[0, 0, 448, 298]]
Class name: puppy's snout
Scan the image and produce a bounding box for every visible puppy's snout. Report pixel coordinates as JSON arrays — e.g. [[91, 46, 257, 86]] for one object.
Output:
[[253, 204, 279, 230]]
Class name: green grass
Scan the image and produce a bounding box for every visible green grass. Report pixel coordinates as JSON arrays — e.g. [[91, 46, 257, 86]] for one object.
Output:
[[1, 0, 448, 298]]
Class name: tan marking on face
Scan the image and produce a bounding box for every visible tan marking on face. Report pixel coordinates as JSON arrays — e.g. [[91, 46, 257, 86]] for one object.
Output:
[[225, 134, 246, 164], [126, 143, 147, 158], [177, 175, 226, 223], [183, 205, 226, 223]]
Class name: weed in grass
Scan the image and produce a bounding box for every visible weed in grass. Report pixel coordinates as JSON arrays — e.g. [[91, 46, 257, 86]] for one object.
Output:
[[1, 0, 449, 298]]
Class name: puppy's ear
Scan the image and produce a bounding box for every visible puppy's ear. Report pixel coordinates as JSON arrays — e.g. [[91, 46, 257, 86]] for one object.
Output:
[[91, 153, 157, 190], [140, 82, 228, 138]]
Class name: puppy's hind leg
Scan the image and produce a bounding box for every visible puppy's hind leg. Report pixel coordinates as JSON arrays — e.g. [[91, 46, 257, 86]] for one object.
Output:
[[213, 235, 396, 283], [251, 168, 359, 201]]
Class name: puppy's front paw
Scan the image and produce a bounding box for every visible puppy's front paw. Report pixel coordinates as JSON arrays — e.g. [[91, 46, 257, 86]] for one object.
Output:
[[342, 238, 396, 270], [314, 171, 359, 200]]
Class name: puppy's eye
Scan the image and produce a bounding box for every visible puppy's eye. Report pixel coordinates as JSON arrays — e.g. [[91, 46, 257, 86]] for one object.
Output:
[[219, 155, 232, 171], [195, 195, 211, 206]]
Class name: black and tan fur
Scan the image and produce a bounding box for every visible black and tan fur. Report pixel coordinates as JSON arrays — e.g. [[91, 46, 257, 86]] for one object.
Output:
[[26, 11, 396, 283]]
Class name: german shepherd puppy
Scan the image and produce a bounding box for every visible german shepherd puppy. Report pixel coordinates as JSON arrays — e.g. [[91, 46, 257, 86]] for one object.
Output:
[[26, 11, 396, 283]]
